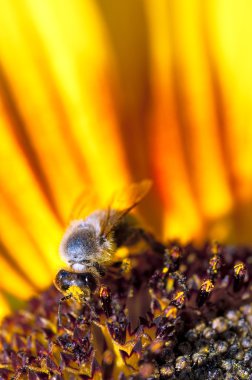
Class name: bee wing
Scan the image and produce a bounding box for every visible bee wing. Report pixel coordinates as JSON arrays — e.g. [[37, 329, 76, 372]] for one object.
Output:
[[67, 188, 100, 223], [100, 179, 152, 237]]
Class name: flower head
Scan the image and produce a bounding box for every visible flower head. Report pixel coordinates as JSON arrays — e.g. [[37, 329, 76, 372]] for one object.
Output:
[[1, 236, 252, 379]]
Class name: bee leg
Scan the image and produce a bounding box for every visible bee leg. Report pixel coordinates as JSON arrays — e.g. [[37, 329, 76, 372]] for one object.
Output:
[[57, 294, 72, 327], [93, 262, 106, 277], [76, 305, 97, 325], [138, 228, 165, 254], [120, 258, 132, 275], [80, 299, 98, 320]]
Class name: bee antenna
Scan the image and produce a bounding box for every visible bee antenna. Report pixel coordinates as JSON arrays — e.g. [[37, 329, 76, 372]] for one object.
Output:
[[57, 294, 72, 328]]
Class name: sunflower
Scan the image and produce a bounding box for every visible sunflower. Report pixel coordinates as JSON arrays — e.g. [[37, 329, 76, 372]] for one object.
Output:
[[1, 1, 252, 378]]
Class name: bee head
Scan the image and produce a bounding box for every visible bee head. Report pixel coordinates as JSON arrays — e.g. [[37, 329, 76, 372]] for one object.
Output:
[[54, 269, 98, 299]]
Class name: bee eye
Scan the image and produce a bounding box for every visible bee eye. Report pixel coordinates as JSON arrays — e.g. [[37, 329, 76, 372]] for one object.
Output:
[[78, 272, 97, 293], [55, 269, 72, 292]]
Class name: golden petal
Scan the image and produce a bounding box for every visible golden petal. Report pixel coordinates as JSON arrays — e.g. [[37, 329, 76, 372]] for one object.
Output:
[[165, 1, 233, 219], [205, 0, 252, 203], [0, 101, 62, 282], [0, 295, 10, 320], [19, 0, 131, 199]]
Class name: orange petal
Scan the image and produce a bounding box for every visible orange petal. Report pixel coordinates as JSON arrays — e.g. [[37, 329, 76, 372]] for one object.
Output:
[[145, 0, 202, 242]]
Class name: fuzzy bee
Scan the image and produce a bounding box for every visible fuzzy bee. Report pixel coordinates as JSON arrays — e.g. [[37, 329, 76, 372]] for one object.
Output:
[[54, 180, 152, 321]]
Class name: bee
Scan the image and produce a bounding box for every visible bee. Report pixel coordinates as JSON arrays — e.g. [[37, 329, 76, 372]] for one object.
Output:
[[54, 180, 152, 323]]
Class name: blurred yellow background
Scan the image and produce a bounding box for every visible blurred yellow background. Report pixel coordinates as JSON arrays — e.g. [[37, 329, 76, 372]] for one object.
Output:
[[1, 0, 252, 316]]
